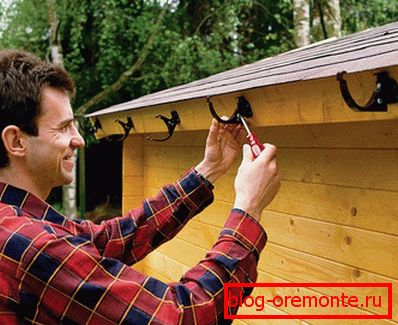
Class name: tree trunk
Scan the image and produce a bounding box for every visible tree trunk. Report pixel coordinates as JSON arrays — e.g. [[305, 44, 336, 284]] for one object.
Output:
[[327, 0, 342, 38], [47, 0, 79, 218], [312, 0, 342, 42], [293, 0, 310, 47]]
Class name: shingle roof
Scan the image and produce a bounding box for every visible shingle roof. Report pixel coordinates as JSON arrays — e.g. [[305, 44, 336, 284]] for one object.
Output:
[[87, 21, 398, 117]]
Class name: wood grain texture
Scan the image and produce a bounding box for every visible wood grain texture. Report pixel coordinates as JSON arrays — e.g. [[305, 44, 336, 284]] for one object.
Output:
[[122, 104, 398, 322], [148, 237, 397, 322]]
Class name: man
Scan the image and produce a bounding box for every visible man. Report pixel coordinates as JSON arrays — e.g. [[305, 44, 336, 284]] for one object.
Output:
[[0, 49, 280, 324]]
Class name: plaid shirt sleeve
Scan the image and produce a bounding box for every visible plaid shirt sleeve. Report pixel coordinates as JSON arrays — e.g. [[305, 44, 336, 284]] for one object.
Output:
[[0, 205, 266, 324], [62, 168, 214, 264], [0, 169, 267, 324]]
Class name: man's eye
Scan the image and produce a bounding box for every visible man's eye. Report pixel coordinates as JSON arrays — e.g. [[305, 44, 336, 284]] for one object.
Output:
[[61, 126, 68, 133]]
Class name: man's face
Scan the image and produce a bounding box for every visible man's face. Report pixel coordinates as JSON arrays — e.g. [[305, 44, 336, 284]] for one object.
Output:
[[24, 87, 85, 189]]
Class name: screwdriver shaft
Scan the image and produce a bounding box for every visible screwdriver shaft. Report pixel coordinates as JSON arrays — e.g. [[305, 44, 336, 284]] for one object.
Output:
[[237, 114, 265, 159], [239, 114, 252, 135]]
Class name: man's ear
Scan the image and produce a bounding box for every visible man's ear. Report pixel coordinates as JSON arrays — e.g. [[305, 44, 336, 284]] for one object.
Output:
[[1, 125, 27, 158]]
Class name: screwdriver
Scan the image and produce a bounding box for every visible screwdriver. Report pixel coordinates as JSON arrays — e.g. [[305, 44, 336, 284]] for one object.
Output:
[[237, 114, 265, 159]]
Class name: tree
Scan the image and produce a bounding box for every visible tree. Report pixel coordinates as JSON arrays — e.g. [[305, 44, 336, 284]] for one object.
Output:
[[293, 0, 342, 47], [0, 0, 295, 113], [340, 0, 398, 34], [293, 0, 310, 46], [311, 0, 341, 41], [75, 3, 170, 116]]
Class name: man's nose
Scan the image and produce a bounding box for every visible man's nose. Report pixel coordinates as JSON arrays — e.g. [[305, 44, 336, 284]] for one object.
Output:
[[71, 132, 85, 149], [71, 122, 85, 149]]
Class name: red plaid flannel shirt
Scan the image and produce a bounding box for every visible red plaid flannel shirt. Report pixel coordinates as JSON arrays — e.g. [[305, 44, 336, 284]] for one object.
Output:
[[0, 168, 267, 324]]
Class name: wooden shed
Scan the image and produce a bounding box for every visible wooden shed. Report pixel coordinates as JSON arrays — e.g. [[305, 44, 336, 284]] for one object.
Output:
[[87, 22, 398, 323]]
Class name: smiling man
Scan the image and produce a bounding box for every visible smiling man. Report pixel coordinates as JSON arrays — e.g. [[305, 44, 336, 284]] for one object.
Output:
[[0, 50, 280, 324], [1, 86, 84, 199]]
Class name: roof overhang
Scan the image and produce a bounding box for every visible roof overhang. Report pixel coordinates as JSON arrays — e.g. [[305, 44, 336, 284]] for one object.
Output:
[[87, 22, 398, 118]]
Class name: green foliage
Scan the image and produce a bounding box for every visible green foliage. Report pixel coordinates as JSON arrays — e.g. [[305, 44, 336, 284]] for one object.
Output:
[[0, 0, 49, 56], [0, 1, 295, 109], [137, 0, 295, 88], [341, 0, 398, 34]]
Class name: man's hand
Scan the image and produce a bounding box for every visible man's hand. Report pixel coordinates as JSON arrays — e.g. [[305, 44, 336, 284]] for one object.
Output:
[[233, 143, 280, 221], [195, 118, 246, 183]]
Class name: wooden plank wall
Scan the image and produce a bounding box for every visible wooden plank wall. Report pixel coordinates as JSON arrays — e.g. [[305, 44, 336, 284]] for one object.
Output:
[[123, 119, 398, 324]]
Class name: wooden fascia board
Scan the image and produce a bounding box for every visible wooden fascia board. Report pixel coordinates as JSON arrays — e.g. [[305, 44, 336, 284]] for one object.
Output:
[[90, 67, 398, 139]]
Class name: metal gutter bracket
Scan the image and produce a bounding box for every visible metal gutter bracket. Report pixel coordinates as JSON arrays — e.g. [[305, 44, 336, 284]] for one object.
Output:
[[337, 71, 398, 112], [146, 111, 181, 142], [79, 116, 134, 142], [102, 117, 134, 142], [207, 96, 253, 124], [79, 117, 102, 135]]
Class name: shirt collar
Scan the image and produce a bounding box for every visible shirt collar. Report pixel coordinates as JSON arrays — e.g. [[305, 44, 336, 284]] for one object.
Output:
[[0, 181, 67, 225]]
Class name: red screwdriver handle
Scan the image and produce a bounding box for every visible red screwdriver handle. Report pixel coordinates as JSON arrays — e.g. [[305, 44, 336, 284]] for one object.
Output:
[[247, 133, 265, 158]]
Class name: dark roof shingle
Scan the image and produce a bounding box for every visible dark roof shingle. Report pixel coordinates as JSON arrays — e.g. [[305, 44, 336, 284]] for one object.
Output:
[[88, 21, 398, 117]]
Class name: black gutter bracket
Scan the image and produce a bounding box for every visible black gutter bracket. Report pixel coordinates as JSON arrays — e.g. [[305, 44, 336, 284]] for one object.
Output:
[[79, 116, 134, 142], [207, 96, 253, 124], [337, 71, 398, 112], [102, 117, 134, 142], [115, 117, 134, 140], [79, 117, 102, 135], [146, 111, 181, 142]]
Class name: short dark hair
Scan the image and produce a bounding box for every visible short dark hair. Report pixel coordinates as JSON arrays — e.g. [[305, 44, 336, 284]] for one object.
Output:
[[0, 49, 75, 167]]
